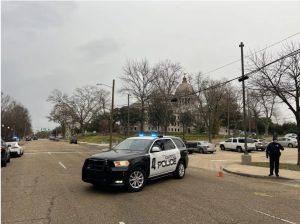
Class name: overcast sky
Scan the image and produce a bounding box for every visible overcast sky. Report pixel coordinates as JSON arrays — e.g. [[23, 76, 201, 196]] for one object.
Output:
[[2, 1, 300, 131]]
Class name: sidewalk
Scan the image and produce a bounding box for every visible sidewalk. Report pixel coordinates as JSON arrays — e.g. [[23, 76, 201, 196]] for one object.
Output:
[[223, 163, 300, 181]]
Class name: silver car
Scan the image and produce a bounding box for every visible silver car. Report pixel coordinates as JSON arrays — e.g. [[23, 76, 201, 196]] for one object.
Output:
[[276, 137, 298, 148], [186, 141, 216, 154]]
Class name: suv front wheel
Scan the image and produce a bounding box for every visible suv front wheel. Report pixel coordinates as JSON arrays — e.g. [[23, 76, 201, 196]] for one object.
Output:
[[126, 168, 146, 192]]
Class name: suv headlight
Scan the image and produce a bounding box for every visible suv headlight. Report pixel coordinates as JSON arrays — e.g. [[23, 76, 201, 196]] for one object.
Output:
[[114, 160, 130, 167]]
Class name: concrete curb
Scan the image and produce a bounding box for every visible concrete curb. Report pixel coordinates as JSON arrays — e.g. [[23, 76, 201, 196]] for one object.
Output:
[[222, 167, 293, 180]]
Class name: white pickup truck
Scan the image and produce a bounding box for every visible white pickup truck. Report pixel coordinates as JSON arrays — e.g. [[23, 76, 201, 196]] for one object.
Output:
[[219, 137, 255, 152]]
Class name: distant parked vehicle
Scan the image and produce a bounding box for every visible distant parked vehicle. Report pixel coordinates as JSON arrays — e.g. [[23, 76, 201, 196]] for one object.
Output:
[[219, 137, 255, 152], [6, 142, 23, 157], [253, 139, 268, 151], [185, 141, 216, 154], [1, 139, 11, 167], [25, 136, 32, 141], [49, 135, 55, 140], [284, 133, 297, 139], [70, 136, 78, 144], [32, 135, 38, 140], [277, 137, 298, 148]]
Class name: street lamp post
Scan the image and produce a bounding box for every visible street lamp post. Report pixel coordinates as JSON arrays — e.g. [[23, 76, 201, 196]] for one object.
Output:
[[97, 79, 115, 149]]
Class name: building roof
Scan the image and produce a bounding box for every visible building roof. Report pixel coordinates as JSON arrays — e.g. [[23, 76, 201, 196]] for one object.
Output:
[[175, 76, 194, 96]]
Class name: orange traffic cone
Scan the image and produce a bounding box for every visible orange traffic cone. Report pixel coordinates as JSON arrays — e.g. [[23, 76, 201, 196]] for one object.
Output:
[[217, 167, 224, 177]]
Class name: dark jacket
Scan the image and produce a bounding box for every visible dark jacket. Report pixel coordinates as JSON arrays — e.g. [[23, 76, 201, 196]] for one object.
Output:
[[266, 141, 284, 157]]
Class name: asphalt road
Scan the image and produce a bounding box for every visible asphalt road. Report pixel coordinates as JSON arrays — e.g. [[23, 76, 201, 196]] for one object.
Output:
[[2, 140, 300, 224]]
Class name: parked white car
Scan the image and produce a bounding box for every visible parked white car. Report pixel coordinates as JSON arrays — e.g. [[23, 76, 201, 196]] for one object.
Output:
[[284, 133, 297, 139], [6, 142, 24, 157], [185, 141, 216, 154], [219, 137, 255, 152], [277, 137, 298, 148]]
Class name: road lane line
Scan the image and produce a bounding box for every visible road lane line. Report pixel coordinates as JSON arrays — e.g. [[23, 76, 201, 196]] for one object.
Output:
[[254, 192, 273, 197], [25, 151, 98, 155], [58, 161, 67, 169], [253, 209, 296, 224]]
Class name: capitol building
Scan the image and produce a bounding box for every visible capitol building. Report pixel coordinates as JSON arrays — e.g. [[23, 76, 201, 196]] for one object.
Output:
[[131, 76, 199, 133]]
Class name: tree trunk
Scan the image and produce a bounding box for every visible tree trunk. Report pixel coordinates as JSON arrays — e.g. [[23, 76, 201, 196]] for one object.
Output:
[[297, 115, 300, 166], [140, 101, 144, 132]]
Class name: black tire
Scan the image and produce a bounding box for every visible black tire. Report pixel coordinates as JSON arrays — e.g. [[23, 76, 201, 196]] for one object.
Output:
[[2, 160, 7, 167], [199, 148, 204, 154], [126, 168, 146, 192], [288, 143, 293, 148], [220, 145, 225, 151], [237, 146, 242, 153], [174, 160, 185, 179]]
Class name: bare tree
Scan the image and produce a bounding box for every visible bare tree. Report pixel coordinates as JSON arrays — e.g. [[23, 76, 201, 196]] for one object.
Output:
[[47, 89, 75, 137], [152, 60, 183, 134], [248, 42, 300, 165], [47, 87, 108, 135], [119, 59, 156, 132], [1, 93, 32, 139], [193, 74, 227, 142], [69, 85, 105, 133], [247, 89, 276, 136]]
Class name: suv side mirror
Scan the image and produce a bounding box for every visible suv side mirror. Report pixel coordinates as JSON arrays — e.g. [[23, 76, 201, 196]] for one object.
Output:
[[151, 146, 161, 153]]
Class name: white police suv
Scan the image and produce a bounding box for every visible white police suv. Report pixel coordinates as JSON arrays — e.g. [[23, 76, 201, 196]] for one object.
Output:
[[82, 135, 189, 192]]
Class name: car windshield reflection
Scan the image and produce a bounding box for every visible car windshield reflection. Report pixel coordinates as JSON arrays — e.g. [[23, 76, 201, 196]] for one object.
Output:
[[114, 139, 153, 151]]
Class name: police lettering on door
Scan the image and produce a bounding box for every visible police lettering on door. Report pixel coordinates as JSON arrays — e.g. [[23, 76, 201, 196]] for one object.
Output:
[[152, 154, 177, 170]]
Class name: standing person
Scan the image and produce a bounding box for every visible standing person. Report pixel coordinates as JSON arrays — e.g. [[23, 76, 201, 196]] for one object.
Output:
[[266, 137, 284, 177]]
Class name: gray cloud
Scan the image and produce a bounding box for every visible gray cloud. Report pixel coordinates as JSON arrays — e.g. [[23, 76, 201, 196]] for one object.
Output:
[[2, 1, 299, 130], [79, 38, 124, 60], [2, 1, 77, 31]]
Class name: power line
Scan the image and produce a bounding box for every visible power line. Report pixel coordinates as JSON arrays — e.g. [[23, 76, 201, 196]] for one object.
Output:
[[200, 32, 300, 76], [172, 49, 300, 100]]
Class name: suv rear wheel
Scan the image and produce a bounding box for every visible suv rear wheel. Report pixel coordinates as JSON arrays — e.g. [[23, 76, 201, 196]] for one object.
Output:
[[174, 160, 185, 179], [220, 145, 225, 151]]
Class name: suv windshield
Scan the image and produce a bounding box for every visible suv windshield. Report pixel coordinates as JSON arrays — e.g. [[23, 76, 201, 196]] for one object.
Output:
[[114, 139, 153, 151]]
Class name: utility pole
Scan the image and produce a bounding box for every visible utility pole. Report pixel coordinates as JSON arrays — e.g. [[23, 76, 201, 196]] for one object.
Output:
[[239, 42, 251, 164]]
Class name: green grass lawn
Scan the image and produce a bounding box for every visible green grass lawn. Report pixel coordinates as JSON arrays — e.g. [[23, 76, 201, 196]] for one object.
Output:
[[250, 162, 300, 171], [76, 132, 275, 144]]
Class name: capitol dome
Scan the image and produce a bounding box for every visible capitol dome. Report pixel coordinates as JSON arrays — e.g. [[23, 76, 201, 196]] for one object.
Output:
[[175, 76, 194, 96]]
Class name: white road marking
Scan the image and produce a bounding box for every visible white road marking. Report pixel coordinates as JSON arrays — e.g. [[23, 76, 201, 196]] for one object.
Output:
[[254, 192, 273, 197], [25, 151, 98, 155], [119, 222, 126, 224], [253, 209, 297, 224], [58, 161, 67, 169], [210, 160, 227, 162]]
